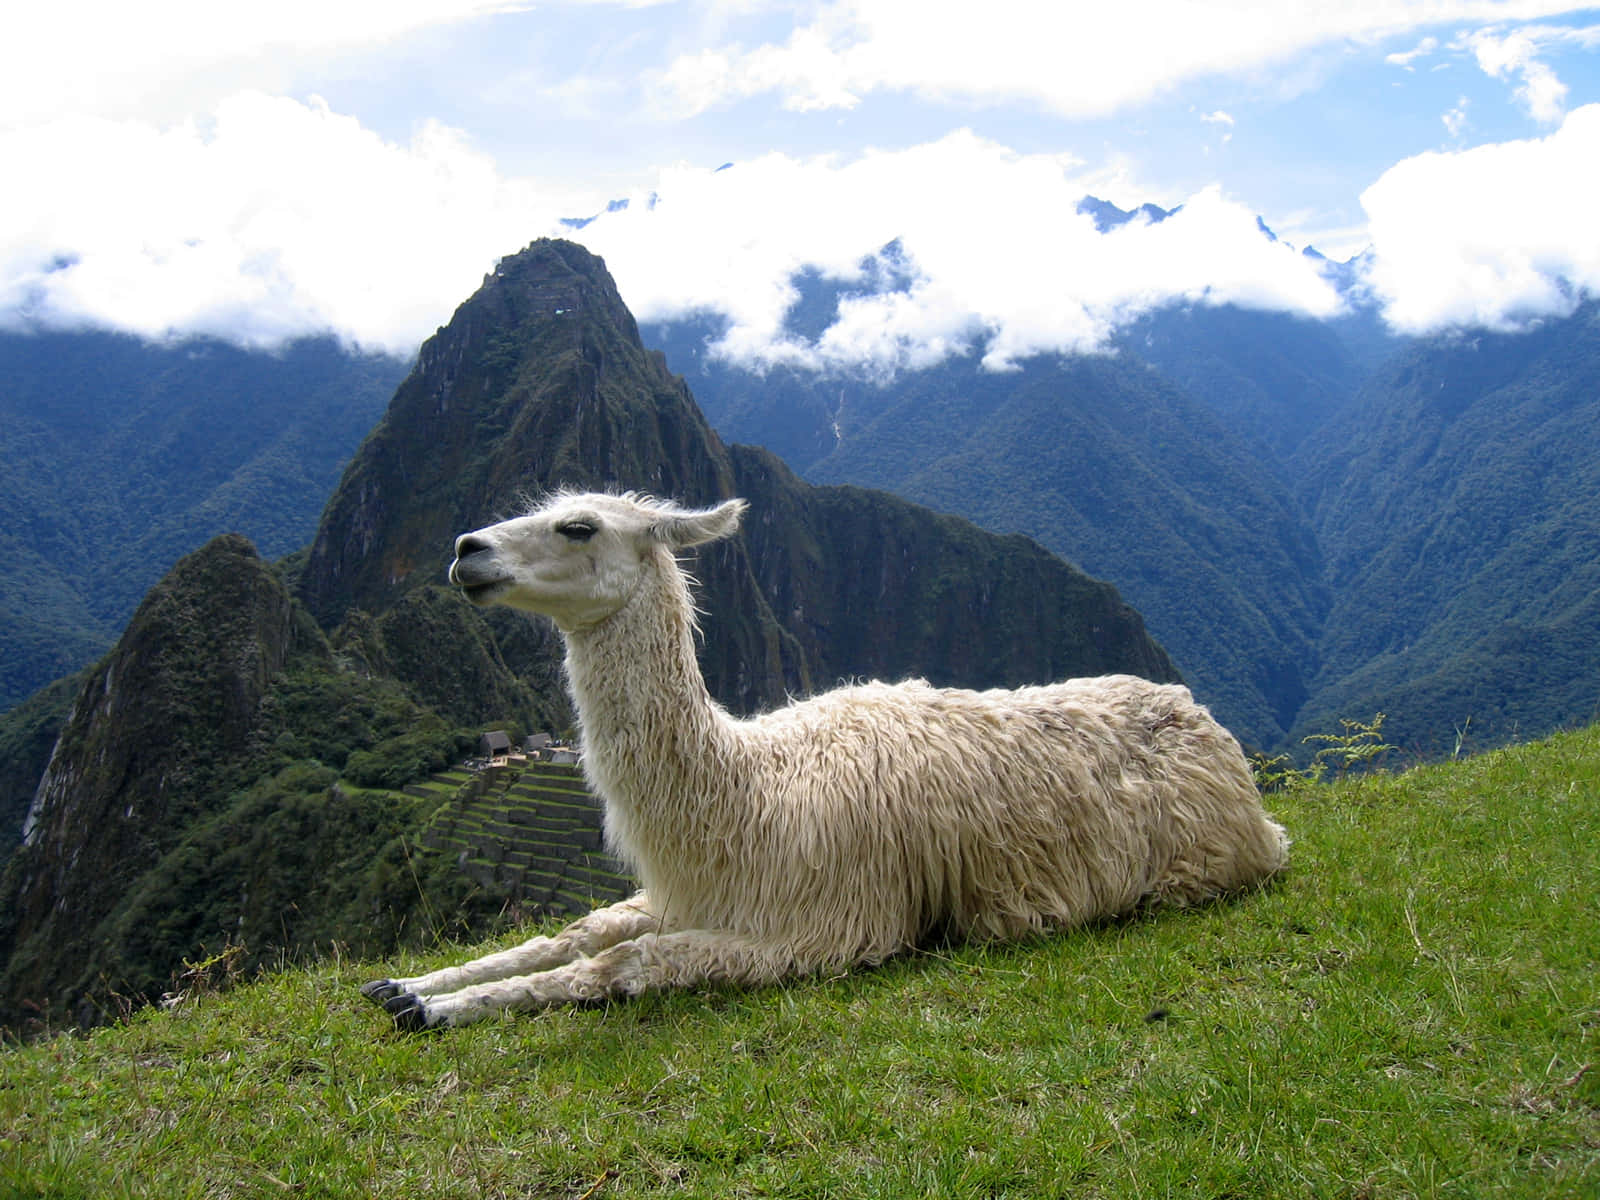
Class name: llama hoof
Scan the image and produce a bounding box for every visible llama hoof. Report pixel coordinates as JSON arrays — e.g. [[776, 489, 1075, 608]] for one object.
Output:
[[384, 991, 434, 1032], [359, 979, 403, 1005]]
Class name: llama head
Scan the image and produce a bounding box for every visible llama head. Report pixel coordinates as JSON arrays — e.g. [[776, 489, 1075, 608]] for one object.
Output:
[[449, 491, 747, 630]]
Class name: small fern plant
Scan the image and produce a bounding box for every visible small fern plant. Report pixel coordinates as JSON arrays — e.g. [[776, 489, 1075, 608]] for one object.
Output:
[[1251, 713, 1394, 793]]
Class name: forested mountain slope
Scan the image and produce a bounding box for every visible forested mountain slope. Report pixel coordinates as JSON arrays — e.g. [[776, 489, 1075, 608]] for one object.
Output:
[[801, 352, 1327, 747], [0, 331, 408, 711], [1113, 303, 1392, 460], [1290, 300, 1600, 750]]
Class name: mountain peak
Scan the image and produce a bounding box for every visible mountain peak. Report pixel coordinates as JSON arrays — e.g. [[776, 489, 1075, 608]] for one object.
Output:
[[295, 236, 1174, 721], [1075, 195, 1177, 232], [298, 239, 732, 626]]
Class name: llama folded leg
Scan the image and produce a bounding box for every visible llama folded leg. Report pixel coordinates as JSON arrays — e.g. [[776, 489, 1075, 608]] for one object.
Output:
[[359, 891, 657, 1006], [388, 930, 798, 1030]]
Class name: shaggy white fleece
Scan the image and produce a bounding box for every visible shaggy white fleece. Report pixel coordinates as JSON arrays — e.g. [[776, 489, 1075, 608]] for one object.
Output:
[[362, 492, 1288, 1029]]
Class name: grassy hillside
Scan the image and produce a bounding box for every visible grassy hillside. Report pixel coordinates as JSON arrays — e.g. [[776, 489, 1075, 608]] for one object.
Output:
[[3, 726, 1597, 1198]]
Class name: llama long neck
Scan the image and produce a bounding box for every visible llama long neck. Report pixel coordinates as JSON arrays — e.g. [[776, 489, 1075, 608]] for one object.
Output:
[[561, 548, 735, 808]]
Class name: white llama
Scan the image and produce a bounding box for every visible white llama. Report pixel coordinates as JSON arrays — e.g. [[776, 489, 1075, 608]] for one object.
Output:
[[361, 491, 1288, 1030]]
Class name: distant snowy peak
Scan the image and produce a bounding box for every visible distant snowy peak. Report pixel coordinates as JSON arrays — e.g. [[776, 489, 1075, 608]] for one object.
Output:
[[1074, 195, 1178, 232]]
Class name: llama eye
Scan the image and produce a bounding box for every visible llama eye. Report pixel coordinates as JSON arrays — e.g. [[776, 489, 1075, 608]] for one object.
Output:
[[556, 520, 597, 542]]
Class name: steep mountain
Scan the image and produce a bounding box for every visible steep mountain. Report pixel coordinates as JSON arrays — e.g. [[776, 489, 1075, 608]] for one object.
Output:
[[1113, 303, 1387, 461], [0, 239, 1178, 1030], [0, 535, 304, 1024], [718, 451, 1175, 693], [296, 240, 799, 716], [0, 331, 409, 712], [0, 533, 498, 1031], [1291, 301, 1600, 751]]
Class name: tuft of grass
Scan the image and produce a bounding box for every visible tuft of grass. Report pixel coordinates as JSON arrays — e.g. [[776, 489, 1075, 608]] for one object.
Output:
[[3, 727, 1597, 1198]]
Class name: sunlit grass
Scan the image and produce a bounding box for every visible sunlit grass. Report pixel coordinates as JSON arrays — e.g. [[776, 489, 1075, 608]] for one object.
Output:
[[3, 727, 1597, 1198]]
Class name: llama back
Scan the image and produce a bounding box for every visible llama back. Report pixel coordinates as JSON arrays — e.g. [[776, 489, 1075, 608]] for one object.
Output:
[[700, 674, 1288, 966], [993, 675, 1290, 912]]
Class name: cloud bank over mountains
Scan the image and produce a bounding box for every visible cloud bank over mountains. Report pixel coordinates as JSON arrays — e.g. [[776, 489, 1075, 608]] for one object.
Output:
[[1361, 102, 1600, 332], [2, 1, 1597, 369], [5, 100, 1596, 368], [578, 136, 1345, 372], [0, 93, 566, 354]]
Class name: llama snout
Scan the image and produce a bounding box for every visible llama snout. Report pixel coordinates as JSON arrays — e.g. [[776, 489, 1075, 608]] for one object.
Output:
[[449, 543, 511, 602]]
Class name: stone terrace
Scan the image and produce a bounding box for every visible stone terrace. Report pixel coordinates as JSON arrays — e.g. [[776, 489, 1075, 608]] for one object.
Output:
[[418, 762, 634, 918]]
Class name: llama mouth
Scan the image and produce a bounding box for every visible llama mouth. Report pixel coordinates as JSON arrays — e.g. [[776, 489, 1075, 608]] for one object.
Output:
[[457, 579, 510, 606], [450, 554, 512, 605]]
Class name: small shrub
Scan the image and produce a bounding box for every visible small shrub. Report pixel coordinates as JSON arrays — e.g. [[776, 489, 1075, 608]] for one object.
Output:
[[160, 941, 247, 1012], [1252, 713, 1394, 793], [1303, 712, 1393, 777]]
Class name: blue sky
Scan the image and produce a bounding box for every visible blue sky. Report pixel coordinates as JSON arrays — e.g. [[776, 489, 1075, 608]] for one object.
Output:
[[2, 1, 1597, 368]]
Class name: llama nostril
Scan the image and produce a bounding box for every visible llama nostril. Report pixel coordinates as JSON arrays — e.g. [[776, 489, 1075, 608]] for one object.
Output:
[[455, 533, 491, 558]]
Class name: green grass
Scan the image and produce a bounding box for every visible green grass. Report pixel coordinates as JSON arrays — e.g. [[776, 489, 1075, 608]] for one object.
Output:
[[3, 728, 1597, 1198]]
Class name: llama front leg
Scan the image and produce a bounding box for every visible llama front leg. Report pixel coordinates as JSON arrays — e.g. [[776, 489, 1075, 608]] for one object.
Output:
[[359, 891, 657, 1008], [391, 930, 799, 1031]]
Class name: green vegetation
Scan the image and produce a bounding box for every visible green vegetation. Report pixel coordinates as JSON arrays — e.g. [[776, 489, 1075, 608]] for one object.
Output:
[[49, 662, 523, 1021], [0, 576, 609, 1036], [0, 542, 509, 1033], [1293, 301, 1600, 753], [1250, 713, 1395, 793], [0, 329, 408, 711], [4, 725, 1596, 1197]]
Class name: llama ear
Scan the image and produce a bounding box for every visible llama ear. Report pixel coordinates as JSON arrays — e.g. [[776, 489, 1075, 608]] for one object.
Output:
[[654, 498, 747, 548]]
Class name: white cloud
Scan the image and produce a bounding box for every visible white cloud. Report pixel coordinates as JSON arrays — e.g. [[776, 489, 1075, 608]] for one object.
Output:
[[1463, 22, 1600, 123], [652, 1, 1597, 118], [1443, 96, 1472, 136], [1360, 103, 1600, 332], [0, 1, 536, 128], [5, 10, 1595, 367], [1199, 109, 1235, 144], [0, 93, 580, 353], [1468, 26, 1568, 121], [1386, 36, 1440, 68], [574, 132, 1344, 373]]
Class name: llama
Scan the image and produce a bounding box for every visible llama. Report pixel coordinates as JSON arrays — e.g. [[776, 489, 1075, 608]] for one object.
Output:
[[361, 491, 1289, 1030]]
